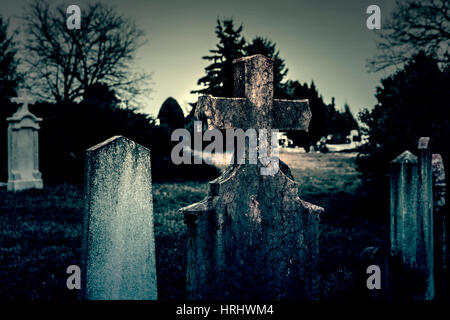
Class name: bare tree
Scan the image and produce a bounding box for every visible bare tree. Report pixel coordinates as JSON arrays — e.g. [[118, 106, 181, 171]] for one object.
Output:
[[21, 0, 150, 105], [368, 0, 449, 72]]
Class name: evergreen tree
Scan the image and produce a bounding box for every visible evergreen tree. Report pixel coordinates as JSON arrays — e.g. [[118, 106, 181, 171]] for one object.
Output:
[[328, 103, 359, 135], [341, 103, 359, 133], [0, 16, 21, 104], [285, 80, 331, 150], [192, 18, 246, 97]]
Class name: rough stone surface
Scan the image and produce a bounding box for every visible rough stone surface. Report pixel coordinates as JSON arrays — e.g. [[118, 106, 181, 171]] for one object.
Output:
[[417, 137, 434, 299], [181, 54, 323, 299], [389, 140, 437, 300], [81, 136, 157, 300], [390, 150, 419, 268], [432, 153, 447, 298], [196, 55, 311, 131], [7, 96, 43, 191]]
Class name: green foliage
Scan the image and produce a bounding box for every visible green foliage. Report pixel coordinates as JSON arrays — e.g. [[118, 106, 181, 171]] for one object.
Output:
[[358, 52, 450, 175], [0, 16, 21, 103]]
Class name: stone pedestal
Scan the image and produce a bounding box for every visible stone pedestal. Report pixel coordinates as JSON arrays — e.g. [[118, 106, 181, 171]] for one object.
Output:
[[7, 98, 43, 192]]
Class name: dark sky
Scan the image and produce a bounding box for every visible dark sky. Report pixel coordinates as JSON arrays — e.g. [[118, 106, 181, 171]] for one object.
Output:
[[1, 0, 397, 117]]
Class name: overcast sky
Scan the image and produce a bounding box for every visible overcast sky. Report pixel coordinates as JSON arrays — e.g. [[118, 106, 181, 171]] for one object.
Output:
[[1, 0, 397, 117]]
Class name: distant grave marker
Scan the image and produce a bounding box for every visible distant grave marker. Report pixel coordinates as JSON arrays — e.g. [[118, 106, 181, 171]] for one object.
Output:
[[7, 94, 43, 192]]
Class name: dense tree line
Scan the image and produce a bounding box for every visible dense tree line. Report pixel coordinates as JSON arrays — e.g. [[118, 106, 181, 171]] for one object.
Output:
[[358, 52, 449, 175], [191, 18, 359, 150]]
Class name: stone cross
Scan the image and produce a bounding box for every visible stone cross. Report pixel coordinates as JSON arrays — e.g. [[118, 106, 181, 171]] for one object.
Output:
[[7, 94, 43, 191], [197, 54, 310, 172], [197, 55, 311, 131], [181, 54, 322, 299], [11, 94, 35, 112], [81, 136, 157, 300]]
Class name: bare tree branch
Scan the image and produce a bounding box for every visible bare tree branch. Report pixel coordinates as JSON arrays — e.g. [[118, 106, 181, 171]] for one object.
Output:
[[368, 0, 450, 72], [20, 0, 151, 105]]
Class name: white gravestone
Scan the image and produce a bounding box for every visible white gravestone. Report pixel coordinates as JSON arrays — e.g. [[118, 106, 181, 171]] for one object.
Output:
[[7, 95, 43, 192]]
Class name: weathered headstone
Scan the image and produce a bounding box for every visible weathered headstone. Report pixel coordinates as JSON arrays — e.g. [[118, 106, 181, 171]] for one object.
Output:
[[432, 153, 447, 298], [390, 151, 419, 269], [390, 138, 436, 299], [417, 137, 434, 299], [390, 150, 422, 298], [7, 95, 43, 191], [81, 136, 157, 300], [180, 54, 323, 299]]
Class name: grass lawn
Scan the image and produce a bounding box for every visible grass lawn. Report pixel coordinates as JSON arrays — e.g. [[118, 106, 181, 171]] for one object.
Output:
[[0, 152, 389, 300]]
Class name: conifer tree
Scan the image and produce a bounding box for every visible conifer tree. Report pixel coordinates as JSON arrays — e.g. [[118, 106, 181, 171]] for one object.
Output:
[[192, 19, 246, 97]]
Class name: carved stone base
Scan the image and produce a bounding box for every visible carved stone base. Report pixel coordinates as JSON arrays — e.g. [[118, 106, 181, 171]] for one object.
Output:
[[180, 164, 322, 299], [7, 178, 43, 192]]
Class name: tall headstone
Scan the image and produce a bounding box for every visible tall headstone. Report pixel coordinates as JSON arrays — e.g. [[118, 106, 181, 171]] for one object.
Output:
[[432, 153, 447, 298], [81, 136, 157, 300], [390, 138, 436, 299], [7, 95, 43, 191], [417, 137, 434, 299], [180, 54, 323, 300], [390, 151, 419, 268], [390, 150, 422, 298]]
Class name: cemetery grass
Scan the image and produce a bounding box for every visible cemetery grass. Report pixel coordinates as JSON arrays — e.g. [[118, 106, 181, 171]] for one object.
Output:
[[0, 152, 389, 300]]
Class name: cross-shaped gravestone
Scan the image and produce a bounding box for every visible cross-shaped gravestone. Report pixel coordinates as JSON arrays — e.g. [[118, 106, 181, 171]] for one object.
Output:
[[7, 93, 43, 191], [197, 55, 310, 173], [180, 54, 323, 300], [11, 94, 35, 113]]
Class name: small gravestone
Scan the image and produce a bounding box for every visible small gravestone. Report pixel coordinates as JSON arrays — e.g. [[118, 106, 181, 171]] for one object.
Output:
[[81, 136, 157, 300], [180, 54, 323, 299], [7, 95, 43, 191]]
